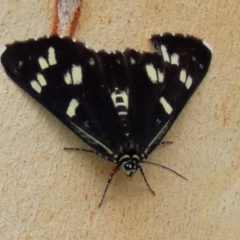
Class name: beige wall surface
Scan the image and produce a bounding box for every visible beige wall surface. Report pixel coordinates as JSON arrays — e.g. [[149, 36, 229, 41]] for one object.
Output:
[[0, 1, 240, 239]]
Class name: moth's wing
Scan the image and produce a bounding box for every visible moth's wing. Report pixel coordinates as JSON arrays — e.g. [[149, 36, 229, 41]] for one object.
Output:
[[1, 36, 125, 159], [124, 33, 212, 155], [1, 34, 212, 159]]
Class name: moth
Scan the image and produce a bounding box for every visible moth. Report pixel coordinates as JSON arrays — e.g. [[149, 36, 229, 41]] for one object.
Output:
[[1, 33, 212, 206]]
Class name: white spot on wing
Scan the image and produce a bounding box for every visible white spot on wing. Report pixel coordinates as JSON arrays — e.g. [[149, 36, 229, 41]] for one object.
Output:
[[180, 69, 193, 89], [31, 80, 42, 93], [64, 71, 72, 85], [48, 47, 57, 65], [161, 45, 170, 62], [37, 73, 47, 86], [157, 69, 164, 82], [170, 53, 179, 66], [180, 69, 187, 83], [130, 58, 136, 64], [71, 65, 82, 85], [159, 97, 172, 115], [66, 99, 79, 118], [89, 58, 95, 66], [146, 64, 158, 83], [38, 57, 49, 69], [185, 76, 193, 89]]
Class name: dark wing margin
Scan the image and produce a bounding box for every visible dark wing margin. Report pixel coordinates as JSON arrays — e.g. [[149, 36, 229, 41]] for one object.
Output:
[[125, 33, 212, 155]]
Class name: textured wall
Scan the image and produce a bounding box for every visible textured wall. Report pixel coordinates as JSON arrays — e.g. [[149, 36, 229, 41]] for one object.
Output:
[[0, 0, 240, 239]]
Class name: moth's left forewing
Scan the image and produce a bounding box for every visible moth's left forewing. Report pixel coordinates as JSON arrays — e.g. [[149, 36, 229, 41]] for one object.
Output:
[[1, 37, 125, 158]]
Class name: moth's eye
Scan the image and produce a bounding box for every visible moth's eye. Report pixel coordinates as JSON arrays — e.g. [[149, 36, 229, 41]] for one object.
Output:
[[123, 162, 132, 171]]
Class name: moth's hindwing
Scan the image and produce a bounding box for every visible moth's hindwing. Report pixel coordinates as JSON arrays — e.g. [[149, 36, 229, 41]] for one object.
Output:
[[1, 34, 212, 160]]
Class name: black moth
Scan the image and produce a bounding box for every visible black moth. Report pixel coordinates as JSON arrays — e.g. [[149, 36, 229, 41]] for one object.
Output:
[[1, 33, 212, 206]]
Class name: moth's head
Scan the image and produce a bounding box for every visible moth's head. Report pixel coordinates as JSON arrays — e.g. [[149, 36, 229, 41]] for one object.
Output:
[[121, 154, 140, 176], [122, 160, 138, 176]]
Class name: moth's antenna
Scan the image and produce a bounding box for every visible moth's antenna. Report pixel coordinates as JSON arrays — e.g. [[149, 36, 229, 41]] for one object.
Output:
[[143, 161, 188, 181], [138, 166, 156, 195], [99, 164, 122, 207]]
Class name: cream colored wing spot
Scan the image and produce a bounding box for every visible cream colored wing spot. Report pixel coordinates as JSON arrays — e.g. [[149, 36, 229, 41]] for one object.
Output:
[[179, 69, 193, 89], [64, 65, 83, 85], [30, 73, 47, 93], [170, 53, 179, 66], [185, 76, 193, 89], [66, 98, 79, 118], [161, 45, 170, 62], [30, 80, 42, 93], [145, 64, 164, 83], [180, 69, 187, 83], [48, 47, 57, 65], [157, 69, 164, 82], [159, 97, 173, 115], [71, 65, 82, 85], [38, 47, 57, 70], [64, 71, 72, 85], [145, 64, 158, 83], [38, 57, 49, 70], [37, 73, 47, 86]]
